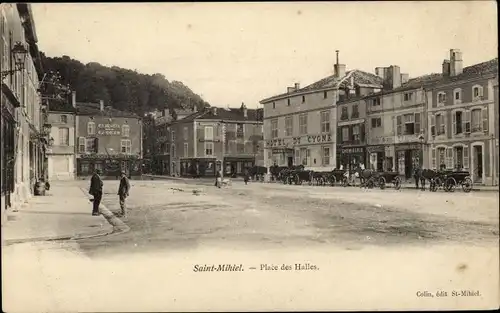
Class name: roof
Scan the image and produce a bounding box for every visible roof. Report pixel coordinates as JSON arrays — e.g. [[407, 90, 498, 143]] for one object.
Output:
[[75, 102, 140, 118], [177, 107, 263, 123], [260, 69, 384, 103]]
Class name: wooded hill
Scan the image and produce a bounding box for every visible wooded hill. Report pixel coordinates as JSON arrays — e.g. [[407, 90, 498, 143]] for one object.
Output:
[[40, 53, 211, 115]]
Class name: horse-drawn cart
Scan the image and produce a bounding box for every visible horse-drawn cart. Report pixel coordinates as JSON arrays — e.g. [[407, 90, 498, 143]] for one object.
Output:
[[359, 170, 401, 190], [421, 169, 473, 192]]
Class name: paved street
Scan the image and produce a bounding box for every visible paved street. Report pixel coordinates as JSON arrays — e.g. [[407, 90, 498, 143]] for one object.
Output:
[[72, 178, 499, 257], [3, 179, 499, 311]]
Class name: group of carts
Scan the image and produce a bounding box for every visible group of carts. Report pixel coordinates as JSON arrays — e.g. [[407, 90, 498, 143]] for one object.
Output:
[[267, 165, 473, 193]]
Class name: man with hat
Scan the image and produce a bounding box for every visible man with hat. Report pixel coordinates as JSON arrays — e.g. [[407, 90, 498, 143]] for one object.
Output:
[[117, 171, 131, 218], [89, 169, 103, 216]]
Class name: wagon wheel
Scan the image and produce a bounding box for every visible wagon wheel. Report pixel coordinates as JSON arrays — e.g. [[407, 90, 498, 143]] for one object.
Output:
[[318, 176, 325, 186], [329, 175, 337, 187], [379, 176, 386, 190], [365, 178, 374, 189], [434, 177, 442, 191], [429, 178, 437, 192], [393, 176, 401, 190], [445, 177, 457, 192], [461, 176, 473, 193]]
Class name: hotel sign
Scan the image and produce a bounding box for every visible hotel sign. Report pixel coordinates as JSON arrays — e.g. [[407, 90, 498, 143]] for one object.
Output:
[[266, 133, 333, 147], [97, 123, 121, 136]]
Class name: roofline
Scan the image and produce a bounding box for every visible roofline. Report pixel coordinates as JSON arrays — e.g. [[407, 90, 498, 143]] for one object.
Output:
[[427, 71, 497, 89], [48, 110, 76, 114], [194, 119, 263, 124], [260, 86, 340, 104]]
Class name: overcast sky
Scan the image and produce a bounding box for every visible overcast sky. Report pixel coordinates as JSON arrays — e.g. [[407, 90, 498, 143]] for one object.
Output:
[[31, 2, 497, 108]]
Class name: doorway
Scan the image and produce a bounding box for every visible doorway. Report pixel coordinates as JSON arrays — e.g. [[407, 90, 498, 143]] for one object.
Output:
[[473, 145, 483, 183], [287, 156, 293, 167], [404, 150, 412, 179]]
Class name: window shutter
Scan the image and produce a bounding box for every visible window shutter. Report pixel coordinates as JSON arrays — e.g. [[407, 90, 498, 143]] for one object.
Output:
[[396, 115, 402, 136], [465, 110, 471, 133], [482, 107, 488, 133], [348, 125, 353, 141], [443, 112, 448, 137], [446, 147, 453, 169], [431, 148, 436, 169], [431, 114, 436, 136], [68, 128, 75, 146], [78, 137, 84, 153], [94, 138, 99, 153], [452, 112, 456, 135], [414, 112, 421, 134], [463, 146, 469, 169], [452, 147, 457, 169], [360, 123, 365, 142]]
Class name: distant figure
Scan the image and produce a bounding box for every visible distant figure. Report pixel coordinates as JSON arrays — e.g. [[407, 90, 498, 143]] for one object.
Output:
[[243, 169, 250, 185], [117, 171, 131, 218], [89, 169, 103, 216], [413, 165, 421, 189], [215, 170, 222, 188]]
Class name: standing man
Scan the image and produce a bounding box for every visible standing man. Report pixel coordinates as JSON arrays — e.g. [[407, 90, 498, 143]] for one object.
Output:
[[118, 171, 131, 218], [243, 168, 250, 185], [89, 169, 103, 216]]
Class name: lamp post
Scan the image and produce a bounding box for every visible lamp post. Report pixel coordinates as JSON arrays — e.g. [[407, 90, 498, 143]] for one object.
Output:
[[418, 133, 425, 169], [1, 42, 29, 80]]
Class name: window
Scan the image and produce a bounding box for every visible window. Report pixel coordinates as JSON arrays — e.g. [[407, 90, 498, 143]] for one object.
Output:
[[454, 88, 462, 104], [287, 99, 291, 106], [294, 149, 300, 166], [58, 127, 69, 146], [322, 147, 330, 165], [453, 146, 464, 170], [452, 111, 463, 135], [78, 137, 85, 153], [352, 125, 360, 141], [172, 145, 176, 158], [404, 92, 413, 101], [472, 85, 483, 101], [183, 126, 188, 140], [184, 143, 188, 157], [271, 119, 278, 138], [237, 142, 244, 153], [320, 110, 330, 133], [86, 138, 98, 153], [340, 107, 348, 120], [171, 130, 176, 142], [300, 148, 309, 165], [435, 113, 445, 135], [342, 126, 349, 142], [351, 105, 359, 119], [404, 113, 415, 135], [204, 126, 213, 140], [60, 115, 67, 123], [204, 142, 213, 156], [272, 102, 276, 109], [323, 91, 328, 99], [437, 92, 446, 106], [302, 95, 305, 103], [87, 121, 95, 135], [299, 113, 307, 135], [122, 124, 130, 137], [120, 139, 131, 154], [437, 147, 446, 168], [371, 98, 381, 106], [285, 116, 293, 136], [471, 108, 481, 132], [371, 117, 382, 128], [236, 123, 244, 138]]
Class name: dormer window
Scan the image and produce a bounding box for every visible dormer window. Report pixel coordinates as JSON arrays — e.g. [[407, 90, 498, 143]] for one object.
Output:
[[272, 102, 276, 109], [472, 85, 484, 101], [437, 92, 446, 106]]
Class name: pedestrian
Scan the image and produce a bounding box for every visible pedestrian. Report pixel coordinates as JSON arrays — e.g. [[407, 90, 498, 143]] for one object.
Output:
[[413, 164, 421, 189], [215, 169, 222, 188], [244, 168, 250, 185], [88, 169, 103, 216], [117, 171, 131, 218]]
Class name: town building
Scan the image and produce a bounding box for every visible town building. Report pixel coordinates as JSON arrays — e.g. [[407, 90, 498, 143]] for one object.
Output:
[[1, 4, 45, 212], [75, 99, 143, 178], [260, 51, 385, 171], [45, 93, 77, 180], [494, 78, 499, 185], [169, 104, 264, 177], [365, 69, 441, 179], [426, 50, 498, 185]]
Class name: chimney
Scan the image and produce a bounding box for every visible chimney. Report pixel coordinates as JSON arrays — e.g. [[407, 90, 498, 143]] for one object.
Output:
[[400, 73, 409, 84], [450, 49, 463, 76], [241, 102, 248, 118], [71, 91, 76, 108], [99, 100, 104, 111], [212, 107, 217, 115], [294, 83, 300, 90], [442, 60, 450, 76], [333, 50, 346, 78], [287, 86, 295, 93], [387, 65, 401, 89], [375, 67, 386, 79]]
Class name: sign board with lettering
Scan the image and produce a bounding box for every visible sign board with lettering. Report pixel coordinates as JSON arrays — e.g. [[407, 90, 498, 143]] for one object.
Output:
[[395, 143, 421, 151], [266, 133, 333, 148], [341, 147, 364, 154], [97, 123, 121, 136]]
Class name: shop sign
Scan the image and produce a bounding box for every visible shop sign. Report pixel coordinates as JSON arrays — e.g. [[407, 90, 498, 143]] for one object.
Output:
[[80, 153, 138, 160], [97, 123, 121, 136], [366, 145, 385, 153], [306, 133, 332, 144], [371, 136, 393, 145], [266, 138, 289, 148], [341, 147, 364, 154], [395, 143, 421, 151]]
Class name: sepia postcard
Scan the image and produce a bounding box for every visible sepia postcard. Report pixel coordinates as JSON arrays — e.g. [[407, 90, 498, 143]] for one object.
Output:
[[1, 1, 499, 312]]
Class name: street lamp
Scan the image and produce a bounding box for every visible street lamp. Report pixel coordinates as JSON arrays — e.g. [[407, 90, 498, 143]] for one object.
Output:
[[418, 133, 425, 168], [1, 42, 29, 80]]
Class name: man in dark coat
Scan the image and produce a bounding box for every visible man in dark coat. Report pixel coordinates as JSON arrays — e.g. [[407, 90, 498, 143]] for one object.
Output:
[[243, 169, 250, 185], [89, 169, 103, 216], [118, 171, 131, 218]]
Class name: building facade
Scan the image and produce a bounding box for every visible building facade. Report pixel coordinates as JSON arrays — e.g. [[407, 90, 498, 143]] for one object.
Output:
[[427, 50, 498, 185], [260, 53, 385, 172], [169, 104, 264, 177], [1, 3, 45, 212], [45, 95, 77, 180], [75, 100, 143, 178], [337, 97, 367, 171]]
